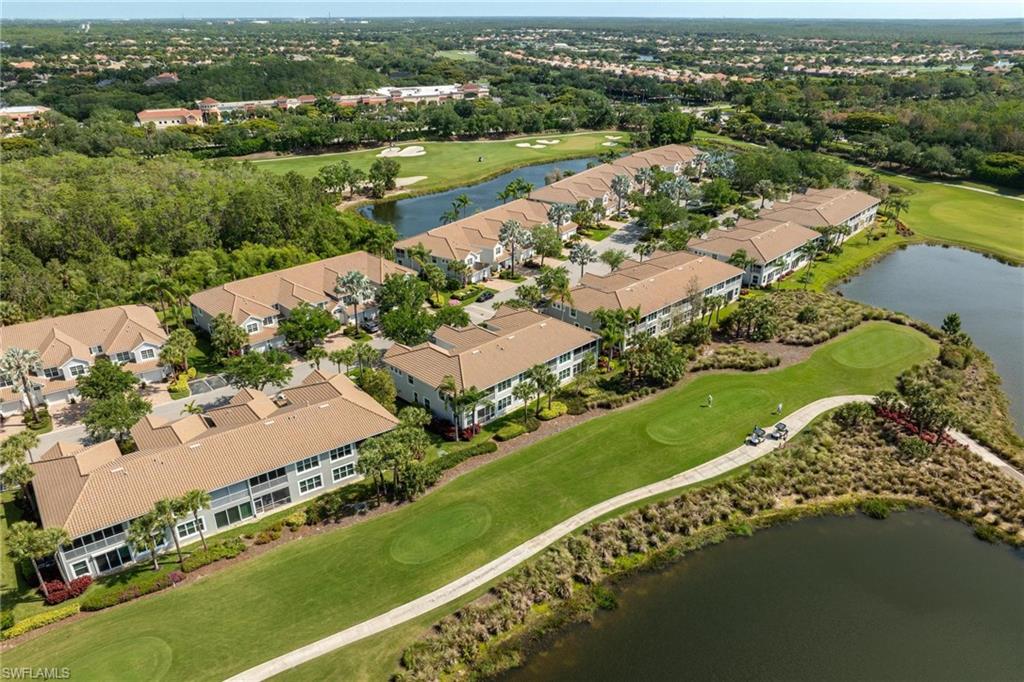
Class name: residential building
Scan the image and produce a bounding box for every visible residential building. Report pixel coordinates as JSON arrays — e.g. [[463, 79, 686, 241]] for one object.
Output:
[[545, 251, 744, 338], [0, 306, 169, 415], [686, 219, 822, 286], [527, 163, 625, 209], [369, 82, 490, 104], [609, 143, 701, 176], [394, 198, 576, 283], [143, 72, 180, 87], [189, 251, 414, 352], [135, 108, 204, 129], [0, 105, 51, 132], [383, 307, 599, 426], [760, 187, 880, 240], [30, 371, 399, 581]]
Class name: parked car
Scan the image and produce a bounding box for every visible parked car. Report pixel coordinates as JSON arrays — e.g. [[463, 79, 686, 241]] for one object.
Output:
[[361, 318, 380, 333], [478, 290, 495, 302]]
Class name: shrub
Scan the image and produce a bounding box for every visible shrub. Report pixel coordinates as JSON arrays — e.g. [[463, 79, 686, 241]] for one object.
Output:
[[41, 576, 93, 605], [495, 423, 527, 441], [284, 510, 307, 530], [692, 345, 780, 372], [254, 528, 282, 545], [1, 603, 80, 640], [832, 402, 874, 428], [796, 305, 820, 323], [538, 401, 568, 421], [859, 499, 891, 519], [669, 321, 712, 347], [896, 436, 932, 462], [181, 537, 247, 573], [565, 397, 588, 415], [80, 570, 185, 611], [939, 344, 972, 370], [1, 611, 13, 631], [592, 585, 618, 610]]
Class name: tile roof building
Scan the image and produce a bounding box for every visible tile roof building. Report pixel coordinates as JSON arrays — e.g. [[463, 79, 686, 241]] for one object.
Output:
[[0, 305, 169, 415], [31, 371, 398, 581], [189, 251, 414, 352], [546, 251, 744, 340], [761, 188, 880, 233], [135, 107, 204, 129], [383, 307, 598, 427]]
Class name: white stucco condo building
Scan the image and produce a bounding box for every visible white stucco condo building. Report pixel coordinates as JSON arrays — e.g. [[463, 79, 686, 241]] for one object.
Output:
[[686, 219, 823, 287], [0, 305, 169, 415], [383, 307, 599, 427], [30, 371, 398, 581]]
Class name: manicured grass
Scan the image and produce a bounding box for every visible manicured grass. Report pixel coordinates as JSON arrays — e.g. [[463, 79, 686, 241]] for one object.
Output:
[[775, 228, 909, 292], [852, 167, 1024, 265], [249, 131, 628, 194], [434, 49, 481, 62], [4, 323, 935, 679], [1, 493, 48, 621], [583, 225, 617, 242]]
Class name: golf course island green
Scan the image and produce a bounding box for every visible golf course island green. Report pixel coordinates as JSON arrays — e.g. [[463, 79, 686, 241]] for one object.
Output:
[[4, 322, 935, 680]]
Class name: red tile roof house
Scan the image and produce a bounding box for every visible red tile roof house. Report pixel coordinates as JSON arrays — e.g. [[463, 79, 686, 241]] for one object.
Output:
[[135, 108, 204, 130], [0, 305, 169, 416], [188, 252, 414, 353]]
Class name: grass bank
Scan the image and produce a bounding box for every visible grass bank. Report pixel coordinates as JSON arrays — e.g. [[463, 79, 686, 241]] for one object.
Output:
[[248, 131, 627, 194], [4, 322, 935, 679]]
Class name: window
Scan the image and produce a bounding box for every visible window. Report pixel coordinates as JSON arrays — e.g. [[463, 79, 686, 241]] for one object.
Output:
[[332, 463, 356, 482], [43, 367, 62, 380], [245, 322, 259, 334], [89, 345, 103, 355], [139, 348, 155, 360], [176, 517, 206, 540], [559, 368, 571, 380], [294, 455, 320, 473], [496, 378, 512, 392], [94, 545, 132, 573], [569, 308, 577, 318], [407, 375, 414, 385], [298, 475, 323, 495], [71, 560, 90, 578], [68, 364, 88, 377], [114, 351, 132, 364], [558, 352, 571, 364], [214, 502, 254, 529], [263, 316, 276, 326], [327, 444, 354, 461], [423, 398, 430, 410], [249, 467, 286, 487], [497, 396, 512, 411]]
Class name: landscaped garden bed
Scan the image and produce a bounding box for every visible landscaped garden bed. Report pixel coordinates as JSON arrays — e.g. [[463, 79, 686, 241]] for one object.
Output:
[[691, 344, 781, 372]]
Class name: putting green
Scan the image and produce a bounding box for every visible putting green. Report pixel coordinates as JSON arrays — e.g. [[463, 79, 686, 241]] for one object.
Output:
[[828, 326, 927, 369], [69, 636, 173, 680], [389, 503, 493, 565]]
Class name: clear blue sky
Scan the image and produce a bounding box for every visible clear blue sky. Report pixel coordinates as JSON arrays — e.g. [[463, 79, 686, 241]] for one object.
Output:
[[3, 1, 1022, 20]]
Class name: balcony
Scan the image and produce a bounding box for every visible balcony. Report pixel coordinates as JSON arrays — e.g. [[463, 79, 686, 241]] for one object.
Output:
[[250, 475, 289, 496], [63, 530, 128, 561]]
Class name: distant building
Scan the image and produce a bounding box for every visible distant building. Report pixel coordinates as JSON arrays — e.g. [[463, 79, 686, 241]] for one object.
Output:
[[143, 71, 180, 87], [0, 105, 50, 132], [0, 305, 169, 415], [135, 108, 204, 129]]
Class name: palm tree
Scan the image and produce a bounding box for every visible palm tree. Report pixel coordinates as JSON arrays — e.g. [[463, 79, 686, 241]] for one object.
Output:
[[153, 498, 186, 566], [127, 512, 163, 571], [499, 219, 532, 278], [142, 272, 176, 332], [179, 489, 212, 551], [887, 195, 910, 225], [1, 347, 42, 421], [546, 202, 574, 229], [727, 249, 754, 271], [569, 242, 598, 279], [797, 241, 819, 288], [634, 167, 655, 194], [611, 174, 632, 216], [599, 249, 627, 272], [437, 375, 463, 441], [447, 259, 471, 287], [632, 241, 656, 263], [329, 347, 357, 374], [753, 179, 775, 208], [527, 364, 558, 411], [7, 522, 69, 599], [335, 270, 375, 327], [542, 269, 574, 322], [512, 380, 536, 424], [352, 341, 377, 376], [306, 346, 327, 369], [406, 243, 431, 270], [180, 400, 203, 416], [459, 386, 492, 432]]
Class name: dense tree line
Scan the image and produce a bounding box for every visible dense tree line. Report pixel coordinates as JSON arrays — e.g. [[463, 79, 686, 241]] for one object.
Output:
[[0, 153, 395, 321]]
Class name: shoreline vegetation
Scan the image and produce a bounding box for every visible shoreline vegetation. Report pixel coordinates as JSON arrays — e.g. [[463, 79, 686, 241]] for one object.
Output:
[[396, 412, 1024, 680]]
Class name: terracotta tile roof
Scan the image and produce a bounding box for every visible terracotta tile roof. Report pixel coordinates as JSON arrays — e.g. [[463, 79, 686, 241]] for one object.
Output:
[[610, 144, 699, 173], [528, 164, 622, 205], [189, 251, 414, 325], [761, 188, 880, 228], [687, 220, 821, 265], [136, 108, 203, 122], [383, 307, 598, 391], [31, 372, 399, 537], [0, 305, 166, 369], [569, 251, 744, 316]]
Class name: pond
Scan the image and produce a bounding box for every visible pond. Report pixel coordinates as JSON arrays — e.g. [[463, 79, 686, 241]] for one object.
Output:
[[360, 157, 596, 238], [503, 510, 1024, 681], [838, 244, 1024, 432]]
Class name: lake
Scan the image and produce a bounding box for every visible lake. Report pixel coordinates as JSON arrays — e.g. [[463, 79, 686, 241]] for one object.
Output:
[[504, 510, 1024, 681], [838, 245, 1024, 432], [360, 157, 596, 238]]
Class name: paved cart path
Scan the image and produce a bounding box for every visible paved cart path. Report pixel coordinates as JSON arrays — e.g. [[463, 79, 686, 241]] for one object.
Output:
[[226, 395, 1020, 681]]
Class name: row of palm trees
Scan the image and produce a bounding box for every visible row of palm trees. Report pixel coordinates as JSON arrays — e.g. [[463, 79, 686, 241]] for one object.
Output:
[[127, 489, 212, 570]]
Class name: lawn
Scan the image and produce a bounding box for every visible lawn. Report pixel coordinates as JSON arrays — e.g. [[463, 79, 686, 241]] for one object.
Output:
[[775, 227, 909, 292], [249, 130, 629, 194], [4, 322, 935, 680]]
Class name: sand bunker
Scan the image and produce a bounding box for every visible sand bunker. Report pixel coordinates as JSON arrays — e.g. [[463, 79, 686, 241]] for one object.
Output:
[[378, 145, 427, 158], [515, 142, 547, 149], [395, 176, 427, 187], [605, 135, 622, 140], [537, 139, 561, 145], [602, 141, 619, 147]]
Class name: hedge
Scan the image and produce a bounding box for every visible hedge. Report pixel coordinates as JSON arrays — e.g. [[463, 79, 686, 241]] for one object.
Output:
[[1, 603, 80, 640], [181, 537, 247, 573], [41, 576, 92, 605], [538, 401, 568, 421], [81, 570, 185, 611], [495, 423, 527, 441]]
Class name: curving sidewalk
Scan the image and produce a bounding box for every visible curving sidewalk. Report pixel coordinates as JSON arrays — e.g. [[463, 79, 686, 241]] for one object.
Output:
[[225, 394, 1018, 681]]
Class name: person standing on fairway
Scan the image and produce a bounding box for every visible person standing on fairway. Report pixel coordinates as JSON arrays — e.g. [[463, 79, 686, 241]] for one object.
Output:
[[707, 394, 713, 407], [776, 402, 783, 415]]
